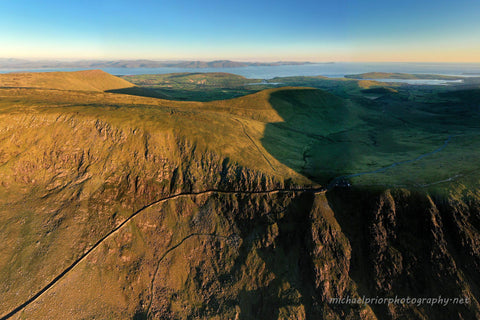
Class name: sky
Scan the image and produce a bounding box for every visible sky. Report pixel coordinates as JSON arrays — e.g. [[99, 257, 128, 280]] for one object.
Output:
[[0, 0, 479, 62]]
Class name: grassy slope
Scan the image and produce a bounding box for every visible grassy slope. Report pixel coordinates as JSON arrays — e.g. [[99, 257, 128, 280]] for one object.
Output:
[[2, 70, 478, 190], [0, 84, 311, 316], [0, 69, 134, 91], [2, 70, 478, 189], [201, 81, 480, 191], [0, 88, 311, 184], [138, 72, 480, 191]]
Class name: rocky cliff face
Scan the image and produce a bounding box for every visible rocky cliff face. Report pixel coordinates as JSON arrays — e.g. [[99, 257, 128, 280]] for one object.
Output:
[[326, 189, 480, 320], [1, 110, 479, 320]]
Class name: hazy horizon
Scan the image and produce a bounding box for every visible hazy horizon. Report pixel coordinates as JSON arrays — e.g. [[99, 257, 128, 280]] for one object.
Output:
[[2, 58, 480, 64], [1, 0, 479, 63]]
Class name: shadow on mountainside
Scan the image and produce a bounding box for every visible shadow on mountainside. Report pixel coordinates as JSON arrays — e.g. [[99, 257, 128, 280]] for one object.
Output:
[[260, 87, 480, 189], [259, 88, 480, 320], [229, 192, 321, 319], [260, 88, 361, 188], [107, 86, 261, 102]]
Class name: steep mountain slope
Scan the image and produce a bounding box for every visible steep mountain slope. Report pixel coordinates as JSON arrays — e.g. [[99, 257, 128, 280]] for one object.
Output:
[[0, 71, 479, 320]]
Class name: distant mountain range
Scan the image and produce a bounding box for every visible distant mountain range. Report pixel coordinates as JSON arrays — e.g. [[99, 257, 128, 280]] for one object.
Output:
[[0, 59, 329, 69]]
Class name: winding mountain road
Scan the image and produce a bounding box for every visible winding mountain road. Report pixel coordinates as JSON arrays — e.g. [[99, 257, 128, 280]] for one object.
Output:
[[0, 187, 324, 320]]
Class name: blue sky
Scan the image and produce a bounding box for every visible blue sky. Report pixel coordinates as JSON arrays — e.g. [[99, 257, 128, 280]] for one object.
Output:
[[1, 0, 479, 62]]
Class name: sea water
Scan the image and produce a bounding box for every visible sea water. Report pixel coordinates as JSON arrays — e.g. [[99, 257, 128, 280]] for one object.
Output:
[[1, 62, 480, 84]]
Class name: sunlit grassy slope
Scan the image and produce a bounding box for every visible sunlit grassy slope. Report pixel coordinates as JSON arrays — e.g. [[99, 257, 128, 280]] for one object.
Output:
[[0, 69, 134, 91], [0, 75, 310, 316], [1, 70, 479, 190], [0, 75, 313, 187]]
